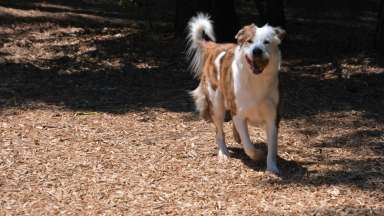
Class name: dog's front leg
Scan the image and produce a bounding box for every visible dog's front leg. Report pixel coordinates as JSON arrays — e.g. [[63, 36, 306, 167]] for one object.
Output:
[[233, 116, 264, 161], [265, 120, 279, 175], [263, 102, 280, 175]]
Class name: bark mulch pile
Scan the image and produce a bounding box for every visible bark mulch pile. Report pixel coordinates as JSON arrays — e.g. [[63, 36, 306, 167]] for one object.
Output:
[[1, 1, 383, 215]]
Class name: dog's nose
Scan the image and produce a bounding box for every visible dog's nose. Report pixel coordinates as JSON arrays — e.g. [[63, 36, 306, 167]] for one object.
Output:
[[253, 48, 263, 57]]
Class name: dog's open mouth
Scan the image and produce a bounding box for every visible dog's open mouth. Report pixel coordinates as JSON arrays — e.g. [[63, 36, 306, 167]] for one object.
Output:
[[245, 55, 268, 75]]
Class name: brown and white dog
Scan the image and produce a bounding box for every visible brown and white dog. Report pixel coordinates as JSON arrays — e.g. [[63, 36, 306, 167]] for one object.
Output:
[[187, 14, 286, 174]]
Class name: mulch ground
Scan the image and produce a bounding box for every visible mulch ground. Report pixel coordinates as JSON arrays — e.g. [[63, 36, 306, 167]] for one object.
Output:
[[0, 1, 383, 215]]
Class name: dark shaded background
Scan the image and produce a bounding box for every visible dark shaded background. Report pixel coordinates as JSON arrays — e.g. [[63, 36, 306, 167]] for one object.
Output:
[[0, 0, 383, 118]]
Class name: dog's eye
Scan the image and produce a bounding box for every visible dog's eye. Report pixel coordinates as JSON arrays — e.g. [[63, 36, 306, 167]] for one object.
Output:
[[263, 40, 270, 45], [247, 39, 253, 44]]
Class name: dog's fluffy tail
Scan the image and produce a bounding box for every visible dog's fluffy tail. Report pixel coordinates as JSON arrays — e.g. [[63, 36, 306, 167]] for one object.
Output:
[[186, 13, 215, 78], [190, 82, 210, 121]]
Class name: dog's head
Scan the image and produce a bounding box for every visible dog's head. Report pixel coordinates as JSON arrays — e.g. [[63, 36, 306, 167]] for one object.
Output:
[[235, 24, 285, 75]]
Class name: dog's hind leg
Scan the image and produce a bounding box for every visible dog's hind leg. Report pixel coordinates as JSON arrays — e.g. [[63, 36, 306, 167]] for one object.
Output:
[[211, 90, 229, 160], [191, 82, 211, 121], [232, 122, 241, 144]]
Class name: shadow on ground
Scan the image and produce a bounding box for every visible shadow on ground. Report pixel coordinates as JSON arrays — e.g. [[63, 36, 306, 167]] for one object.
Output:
[[229, 135, 383, 190], [0, 0, 193, 113], [0, 0, 382, 119], [229, 145, 308, 177]]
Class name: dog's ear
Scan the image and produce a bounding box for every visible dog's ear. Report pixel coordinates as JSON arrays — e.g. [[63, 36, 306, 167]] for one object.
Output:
[[235, 24, 256, 44], [274, 27, 286, 41]]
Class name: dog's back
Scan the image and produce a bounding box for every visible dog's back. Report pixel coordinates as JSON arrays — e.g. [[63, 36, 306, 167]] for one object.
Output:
[[187, 14, 237, 120]]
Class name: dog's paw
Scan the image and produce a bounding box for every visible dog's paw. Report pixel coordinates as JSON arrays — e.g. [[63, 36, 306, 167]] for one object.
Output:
[[218, 149, 230, 161], [244, 148, 265, 161], [266, 165, 281, 176]]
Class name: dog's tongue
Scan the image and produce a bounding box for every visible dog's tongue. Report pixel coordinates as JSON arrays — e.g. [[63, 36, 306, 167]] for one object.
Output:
[[246, 55, 263, 75]]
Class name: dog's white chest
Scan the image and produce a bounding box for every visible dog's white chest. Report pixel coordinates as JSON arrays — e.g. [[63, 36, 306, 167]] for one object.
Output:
[[232, 62, 279, 124]]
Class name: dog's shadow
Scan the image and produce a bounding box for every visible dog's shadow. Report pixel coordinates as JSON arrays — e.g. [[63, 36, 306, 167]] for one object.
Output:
[[228, 142, 307, 179]]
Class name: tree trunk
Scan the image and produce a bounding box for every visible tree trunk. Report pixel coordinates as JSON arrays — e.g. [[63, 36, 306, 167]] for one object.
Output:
[[377, 0, 384, 60], [266, 0, 285, 27], [175, 0, 239, 43]]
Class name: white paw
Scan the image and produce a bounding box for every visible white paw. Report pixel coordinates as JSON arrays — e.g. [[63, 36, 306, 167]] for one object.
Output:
[[218, 149, 230, 161]]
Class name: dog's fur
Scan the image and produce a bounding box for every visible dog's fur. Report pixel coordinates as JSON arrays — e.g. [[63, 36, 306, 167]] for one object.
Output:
[[187, 14, 286, 174]]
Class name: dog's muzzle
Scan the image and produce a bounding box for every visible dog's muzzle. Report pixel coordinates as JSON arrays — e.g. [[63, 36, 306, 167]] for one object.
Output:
[[245, 55, 269, 75]]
